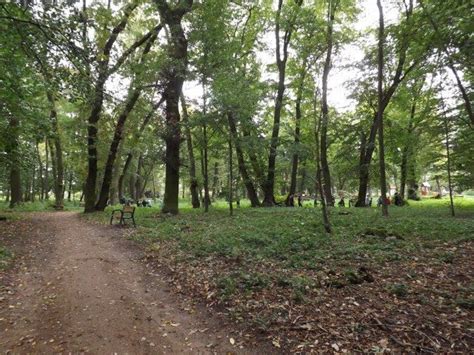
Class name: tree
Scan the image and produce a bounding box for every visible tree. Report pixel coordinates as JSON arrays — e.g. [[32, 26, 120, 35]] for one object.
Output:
[[154, 0, 193, 215], [262, 0, 303, 206], [355, 0, 425, 207]]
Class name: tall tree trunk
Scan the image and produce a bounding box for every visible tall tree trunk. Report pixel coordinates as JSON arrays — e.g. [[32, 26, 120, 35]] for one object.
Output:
[[400, 145, 408, 199], [442, 102, 455, 216], [320, 0, 336, 207], [117, 97, 165, 201], [31, 163, 36, 202], [84, 3, 139, 213], [180, 94, 200, 208], [95, 89, 139, 209], [135, 154, 144, 201], [154, 0, 193, 215], [95, 32, 158, 211], [129, 164, 136, 200], [119, 153, 133, 200], [228, 135, 233, 217], [400, 109, 415, 199], [376, 0, 389, 217], [298, 163, 307, 194], [227, 112, 260, 207], [68, 172, 73, 202], [285, 59, 307, 207], [242, 126, 265, 192], [315, 103, 331, 233], [211, 162, 219, 200], [202, 80, 211, 212], [109, 150, 122, 205], [44, 137, 49, 200], [46, 92, 64, 210], [36, 141, 44, 200], [8, 117, 22, 208], [262, 0, 303, 206], [355, 0, 416, 206]]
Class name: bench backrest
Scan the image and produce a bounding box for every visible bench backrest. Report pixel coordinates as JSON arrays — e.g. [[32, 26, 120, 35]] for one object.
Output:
[[123, 206, 135, 214]]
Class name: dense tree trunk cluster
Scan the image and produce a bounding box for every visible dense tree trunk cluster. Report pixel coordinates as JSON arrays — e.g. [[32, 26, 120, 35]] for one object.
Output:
[[1, 0, 472, 221]]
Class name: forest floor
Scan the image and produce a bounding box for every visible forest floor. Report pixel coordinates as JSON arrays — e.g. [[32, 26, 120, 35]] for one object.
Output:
[[84, 198, 473, 353], [0, 212, 274, 354], [0, 199, 473, 353]]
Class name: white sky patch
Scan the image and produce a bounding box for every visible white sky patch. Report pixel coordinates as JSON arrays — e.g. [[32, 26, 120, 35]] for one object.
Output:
[[183, 0, 401, 112]]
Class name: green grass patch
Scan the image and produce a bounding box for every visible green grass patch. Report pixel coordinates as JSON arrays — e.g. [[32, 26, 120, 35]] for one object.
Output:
[[0, 200, 83, 212], [86, 197, 474, 270], [0, 247, 13, 270]]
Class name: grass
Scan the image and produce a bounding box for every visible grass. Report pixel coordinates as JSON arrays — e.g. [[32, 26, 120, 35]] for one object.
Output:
[[4, 196, 474, 291], [0, 247, 13, 270], [0, 200, 83, 213], [4, 197, 473, 268], [85, 196, 474, 271]]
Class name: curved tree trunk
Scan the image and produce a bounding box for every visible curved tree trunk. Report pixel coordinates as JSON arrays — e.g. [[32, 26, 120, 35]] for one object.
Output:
[[355, 0, 416, 207], [95, 31, 158, 211], [262, 0, 303, 206]]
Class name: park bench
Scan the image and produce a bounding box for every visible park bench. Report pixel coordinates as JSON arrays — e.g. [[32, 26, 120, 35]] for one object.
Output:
[[110, 205, 136, 227]]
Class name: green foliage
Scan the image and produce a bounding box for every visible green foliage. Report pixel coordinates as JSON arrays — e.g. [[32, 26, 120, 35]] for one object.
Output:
[[87, 198, 474, 269], [0, 247, 13, 270]]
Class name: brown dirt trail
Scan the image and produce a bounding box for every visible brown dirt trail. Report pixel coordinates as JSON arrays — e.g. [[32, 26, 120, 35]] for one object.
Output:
[[0, 212, 267, 354]]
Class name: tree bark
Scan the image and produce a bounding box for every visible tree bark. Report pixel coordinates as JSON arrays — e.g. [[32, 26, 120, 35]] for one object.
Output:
[[180, 94, 200, 208], [227, 112, 260, 207], [202, 82, 211, 212], [84, 3, 140, 213], [36, 141, 44, 200], [228, 134, 233, 216], [7, 117, 22, 208], [314, 102, 331, 233], [119, 153, 132, 200], [320, 0, 336, 207], [262, 0, 303, 206], [400, 103, 415, 199], [285, 61, 307, 207], [44, 137, 49, 200], [442, 101, 455, 216], [117, 98, 164, 201], [46, 91, 64, 210], [135, 154, 144, 201], [211, 162, 219, 200], [94, 36, 158, 211], [68, 172, 73, 202], [355, 0, 416, 207], [376, 0, 389, 217], [154, 0, 193, 214]]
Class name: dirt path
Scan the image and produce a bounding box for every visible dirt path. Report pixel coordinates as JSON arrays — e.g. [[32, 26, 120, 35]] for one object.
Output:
[[0, 212, 265, 354]]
